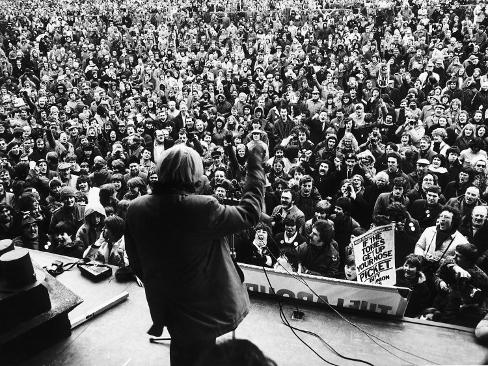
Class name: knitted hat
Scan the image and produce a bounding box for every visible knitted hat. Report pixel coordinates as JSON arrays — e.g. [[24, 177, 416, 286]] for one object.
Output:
[[59, 186, 76, 200]]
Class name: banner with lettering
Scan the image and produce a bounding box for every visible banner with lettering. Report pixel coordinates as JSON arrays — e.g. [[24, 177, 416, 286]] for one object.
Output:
[[240, 262, 409, 318], [352, 224, 396, 286]]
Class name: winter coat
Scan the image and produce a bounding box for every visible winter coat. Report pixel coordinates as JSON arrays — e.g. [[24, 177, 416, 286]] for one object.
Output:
[[74, 201, 106, 255], [395, 269, 432, 317], [125, 151, 265, 340], [297, 240, 340, 278]]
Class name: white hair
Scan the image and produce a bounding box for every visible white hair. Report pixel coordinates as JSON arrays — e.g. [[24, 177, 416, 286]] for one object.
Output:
[[375, 171, 389, 182], [157, 144, 203, 190], [473, 205, 488, 217]]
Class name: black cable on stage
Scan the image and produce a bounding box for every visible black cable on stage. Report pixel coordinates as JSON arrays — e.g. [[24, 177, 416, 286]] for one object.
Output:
[[264, 252, 439, 366], [261, 265, 342, 366], [262, 265, 375, 366]]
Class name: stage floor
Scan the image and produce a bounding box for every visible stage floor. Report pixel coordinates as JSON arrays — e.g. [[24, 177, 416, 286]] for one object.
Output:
[[13, 251, 488, 366]]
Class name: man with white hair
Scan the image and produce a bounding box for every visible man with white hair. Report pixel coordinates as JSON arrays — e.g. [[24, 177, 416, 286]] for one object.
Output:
[[446, 186, 486, 223], [460, 205, 488, 269]]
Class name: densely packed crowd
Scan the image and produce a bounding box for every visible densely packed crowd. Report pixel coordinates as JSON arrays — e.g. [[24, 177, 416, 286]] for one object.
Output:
[[0, 0, 488, 326]]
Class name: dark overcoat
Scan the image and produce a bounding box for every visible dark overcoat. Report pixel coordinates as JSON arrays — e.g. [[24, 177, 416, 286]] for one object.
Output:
[[125, 152, 265, 340]]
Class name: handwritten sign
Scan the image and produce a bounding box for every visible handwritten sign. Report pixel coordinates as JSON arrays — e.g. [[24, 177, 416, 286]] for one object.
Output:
[[352, 224, 396, 286]]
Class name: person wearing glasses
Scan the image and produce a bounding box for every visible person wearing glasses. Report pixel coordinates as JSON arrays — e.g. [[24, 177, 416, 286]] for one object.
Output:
[[415, 207, 468, 269]]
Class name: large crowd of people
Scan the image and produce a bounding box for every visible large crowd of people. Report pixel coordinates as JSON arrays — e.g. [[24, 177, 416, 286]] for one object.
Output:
[[0, 0, 488, 326]]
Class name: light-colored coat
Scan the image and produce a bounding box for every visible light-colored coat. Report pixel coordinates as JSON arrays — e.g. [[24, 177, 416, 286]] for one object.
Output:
[[414, 226, 468, 262]]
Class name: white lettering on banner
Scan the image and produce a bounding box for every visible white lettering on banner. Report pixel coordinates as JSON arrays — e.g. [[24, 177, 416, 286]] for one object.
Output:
[[240, 263, 410, 318], [246, 282, 394, 314], [352, 224, 396, 286]]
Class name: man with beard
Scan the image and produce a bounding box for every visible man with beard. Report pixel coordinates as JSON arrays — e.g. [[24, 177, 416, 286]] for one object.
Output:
[[274, 217, 306, 271], [297, 220, 339, 278], [313, 159, 338, 198], [409, 185, 444, 231], [294, 175, 322, 220], [408, 158, 430, 189], [215, 93, 232, 117], [271, 189, 305, 236], [124, 157, 148, 184], [460, 138, 487, 168], [446, 186, 486, 224]]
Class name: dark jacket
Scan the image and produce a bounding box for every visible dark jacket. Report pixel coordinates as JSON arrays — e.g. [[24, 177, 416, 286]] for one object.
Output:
[[274, 232, 307, 271], [373, 192, 410, 218], [297, 240, 340, 278], [446, 195, 486, 223], [409, 199, 443, 231], [294, 187, 322, 220], [236, 234, 280, 268], [125, 150, 265, 340], [395, 268, 432, 317], [49, 204, 85, 234]]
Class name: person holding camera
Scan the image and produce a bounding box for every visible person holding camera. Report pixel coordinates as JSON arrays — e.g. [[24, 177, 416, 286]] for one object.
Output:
[[395, 114, 425, 146], [433, 243, 488, 326]]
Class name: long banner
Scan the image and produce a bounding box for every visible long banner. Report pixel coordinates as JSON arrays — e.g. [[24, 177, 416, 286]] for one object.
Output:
[[240, 263, 410, 318], [352, 224, 396, 286]]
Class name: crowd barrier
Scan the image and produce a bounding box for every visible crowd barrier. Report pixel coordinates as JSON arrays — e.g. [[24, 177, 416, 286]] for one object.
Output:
[[240, 262, 411, 318]]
